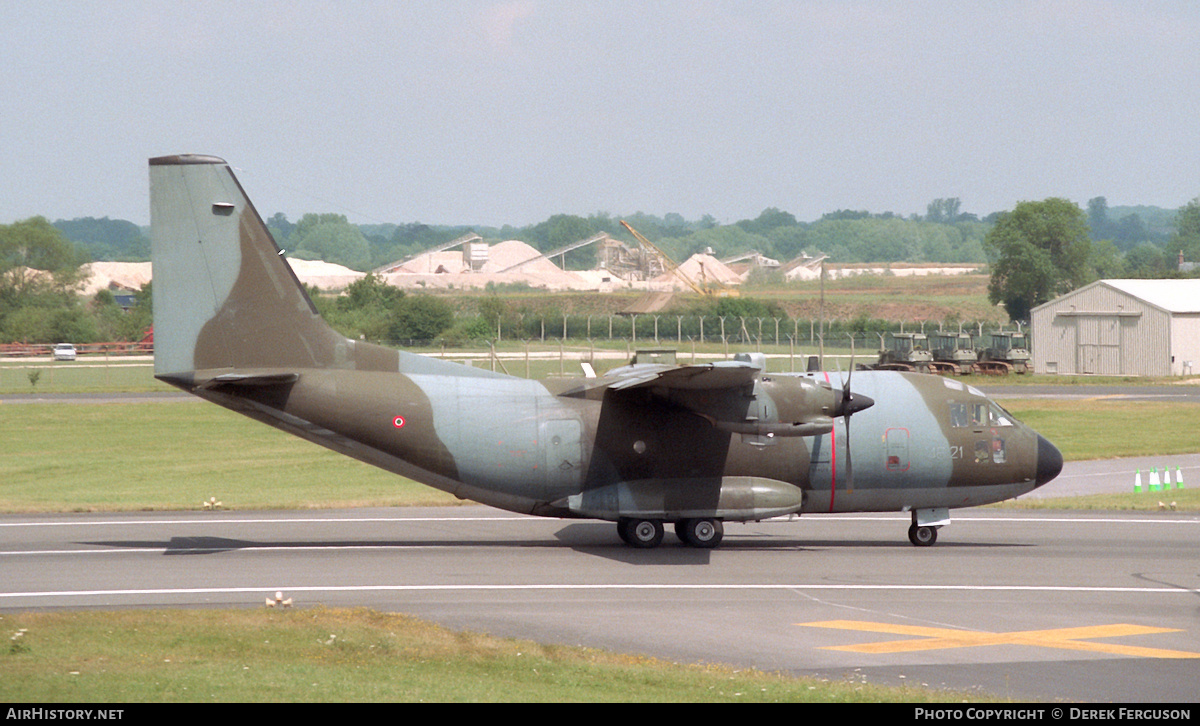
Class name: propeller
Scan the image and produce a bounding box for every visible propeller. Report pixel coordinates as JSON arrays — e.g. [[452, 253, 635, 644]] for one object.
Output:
[[834, 337, 875, 416], [833, 338, 874, 489]]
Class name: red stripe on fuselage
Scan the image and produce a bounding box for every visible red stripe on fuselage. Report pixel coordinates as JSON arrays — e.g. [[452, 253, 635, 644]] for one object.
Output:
[[823, 371, 836, 512]]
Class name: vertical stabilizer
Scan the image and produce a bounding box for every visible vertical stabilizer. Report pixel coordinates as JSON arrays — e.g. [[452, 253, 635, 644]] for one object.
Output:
[[149, 155, 347, 382]]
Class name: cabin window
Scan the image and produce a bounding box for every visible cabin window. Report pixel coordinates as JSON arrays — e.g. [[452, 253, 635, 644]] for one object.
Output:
[[992, 433, 1007, 463]]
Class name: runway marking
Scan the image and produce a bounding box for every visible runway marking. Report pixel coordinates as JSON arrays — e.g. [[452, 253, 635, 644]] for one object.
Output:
[[800, 620, 1200, 659], [0, 515, 534, 528], [3, 583, 1199, 601]]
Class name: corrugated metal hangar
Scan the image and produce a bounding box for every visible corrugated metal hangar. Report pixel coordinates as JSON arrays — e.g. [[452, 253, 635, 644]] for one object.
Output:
[[1030, 279, 1200, 376]]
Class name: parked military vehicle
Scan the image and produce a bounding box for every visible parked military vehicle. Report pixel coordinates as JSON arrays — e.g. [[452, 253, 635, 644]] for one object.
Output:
[[976, 331, 1030, 375], [873, 333, 933, 374], [929, 332, 979, 375]]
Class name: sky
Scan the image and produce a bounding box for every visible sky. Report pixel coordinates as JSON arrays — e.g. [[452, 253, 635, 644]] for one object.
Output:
[[3, 1, 1199, 229]]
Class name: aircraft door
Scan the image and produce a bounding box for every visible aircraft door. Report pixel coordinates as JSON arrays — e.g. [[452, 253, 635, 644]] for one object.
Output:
[[885, 427, 910, 472], [541, 418, 583, 498]]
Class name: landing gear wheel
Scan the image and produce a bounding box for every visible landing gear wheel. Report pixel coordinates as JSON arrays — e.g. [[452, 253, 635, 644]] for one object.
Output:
[[618, 518, 664, 549], [908, 524, 937, 547], [676, 518, 724, 548]]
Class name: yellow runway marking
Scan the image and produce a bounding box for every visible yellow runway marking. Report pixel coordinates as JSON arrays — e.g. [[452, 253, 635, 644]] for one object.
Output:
[[799, 620, 1200, 659]]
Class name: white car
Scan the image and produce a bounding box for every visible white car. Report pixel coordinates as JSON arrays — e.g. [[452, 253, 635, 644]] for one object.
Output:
[[52, 343, 76, 361]]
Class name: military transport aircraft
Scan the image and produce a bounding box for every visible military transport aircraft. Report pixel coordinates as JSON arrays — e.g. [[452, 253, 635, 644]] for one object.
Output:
[[149, 155, 1063, 549]]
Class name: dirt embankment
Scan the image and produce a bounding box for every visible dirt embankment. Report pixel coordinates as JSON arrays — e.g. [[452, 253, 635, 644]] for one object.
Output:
[[435, 275, 1005, 325], [83, 260, 1003, 325]]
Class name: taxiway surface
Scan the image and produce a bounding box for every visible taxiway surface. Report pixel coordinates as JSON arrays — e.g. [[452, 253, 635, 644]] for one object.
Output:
[[2, 500, 1197, 702]]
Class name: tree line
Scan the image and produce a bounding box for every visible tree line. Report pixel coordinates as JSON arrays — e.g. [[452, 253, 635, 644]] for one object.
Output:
[[2, 195, 1198, 343], [0, 217, 152, 344], [49, 196, 1185, 275], [986, 196, 1200, 320]]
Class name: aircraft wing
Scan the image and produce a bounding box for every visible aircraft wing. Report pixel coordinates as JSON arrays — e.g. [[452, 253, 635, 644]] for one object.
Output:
[[557, 359, 834, 437], [558, 360, 761, 401]]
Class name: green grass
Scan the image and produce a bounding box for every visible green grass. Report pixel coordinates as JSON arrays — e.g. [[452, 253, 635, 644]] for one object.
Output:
[[982, 399, 1200, 511], [0, 607, 974, 703], [9, 351, 1198, 392], [999, 489, 1199, 511], [0, 360, 172, 394], [982, 372, 1195, 387], [0, 352, 823, 393], [1000, 399, 1200, 461], [0, 402, 458, 513]]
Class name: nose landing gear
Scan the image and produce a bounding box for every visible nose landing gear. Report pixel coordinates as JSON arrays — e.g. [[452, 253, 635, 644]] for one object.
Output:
[[908, 508, 949, 547], [908, 523, 938, 547]]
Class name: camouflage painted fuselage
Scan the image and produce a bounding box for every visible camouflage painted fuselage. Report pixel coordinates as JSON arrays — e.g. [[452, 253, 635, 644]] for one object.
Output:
[[150, 155, 1061, 530]]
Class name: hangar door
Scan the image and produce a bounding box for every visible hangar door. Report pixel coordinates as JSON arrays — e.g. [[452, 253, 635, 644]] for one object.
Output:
[[1075, 315, 1122, 375]]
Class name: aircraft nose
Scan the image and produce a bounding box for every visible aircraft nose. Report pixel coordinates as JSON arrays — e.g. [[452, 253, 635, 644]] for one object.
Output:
[[1035, 434, 1063, 487]]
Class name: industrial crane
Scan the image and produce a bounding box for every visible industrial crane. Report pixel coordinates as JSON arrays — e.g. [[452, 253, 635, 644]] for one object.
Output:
[[619, 220, 738, 297]]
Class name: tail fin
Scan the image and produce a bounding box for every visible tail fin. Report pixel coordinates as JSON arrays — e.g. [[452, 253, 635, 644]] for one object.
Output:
[[150, 155, 350, 384]]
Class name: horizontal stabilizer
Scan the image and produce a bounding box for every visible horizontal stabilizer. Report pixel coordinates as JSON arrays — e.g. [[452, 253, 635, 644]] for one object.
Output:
[[199, 372, 300, 389]]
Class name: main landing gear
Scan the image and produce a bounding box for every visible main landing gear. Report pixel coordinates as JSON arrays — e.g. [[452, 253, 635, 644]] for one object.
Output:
[[616, 517, 724, 549]]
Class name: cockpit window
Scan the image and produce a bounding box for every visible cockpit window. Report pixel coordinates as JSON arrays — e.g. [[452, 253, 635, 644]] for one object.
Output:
[[989, 402, 1014, 426], [950, 400, 1013, 428]]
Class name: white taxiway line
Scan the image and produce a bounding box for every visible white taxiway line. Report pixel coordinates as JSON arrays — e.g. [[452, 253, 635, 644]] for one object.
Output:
[[1, 583, 1198, 601], [0, 515, 532, 528]]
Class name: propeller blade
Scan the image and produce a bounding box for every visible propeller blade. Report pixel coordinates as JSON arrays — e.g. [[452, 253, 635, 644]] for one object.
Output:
[[843, 368, 855, 490], [844, 337, 854, 415], [836, 338, 872, 490], [844, 412, 853, 490]]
